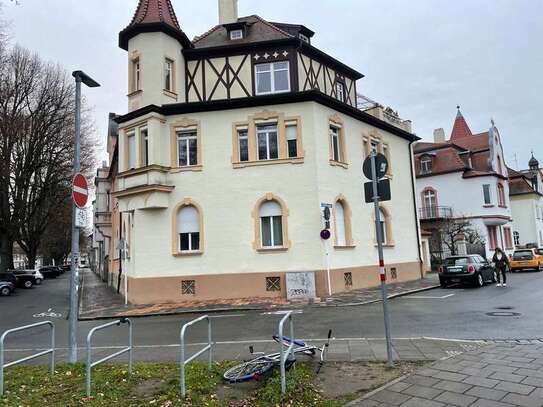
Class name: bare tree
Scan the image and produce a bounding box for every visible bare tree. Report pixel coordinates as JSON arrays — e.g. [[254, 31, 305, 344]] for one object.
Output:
[[433, 217, 485, 256]]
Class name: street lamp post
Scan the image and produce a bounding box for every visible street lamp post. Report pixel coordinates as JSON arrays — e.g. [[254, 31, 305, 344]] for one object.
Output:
[[68, 71, 100, 364]]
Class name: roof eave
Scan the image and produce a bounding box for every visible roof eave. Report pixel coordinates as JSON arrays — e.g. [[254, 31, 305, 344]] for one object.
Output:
[[119, 22, 193, 50]]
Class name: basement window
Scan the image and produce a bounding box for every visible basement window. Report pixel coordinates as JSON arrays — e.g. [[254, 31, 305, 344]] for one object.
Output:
[[181, 280, 196, 295], [266, 277, 281, 292]]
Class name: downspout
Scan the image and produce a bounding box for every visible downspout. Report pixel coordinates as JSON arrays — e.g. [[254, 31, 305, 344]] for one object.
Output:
[[409, 139, 424, 278], [117, 211, 123, 293]]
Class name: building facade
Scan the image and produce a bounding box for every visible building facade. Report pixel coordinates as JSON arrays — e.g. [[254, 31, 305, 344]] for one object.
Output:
[[508, 156, 543, 248], [415, 109, 514, 264], [100, 0, 423, 304]]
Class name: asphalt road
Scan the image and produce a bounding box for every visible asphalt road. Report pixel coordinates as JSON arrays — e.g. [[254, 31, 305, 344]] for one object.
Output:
[[1, 269, 542, 357]]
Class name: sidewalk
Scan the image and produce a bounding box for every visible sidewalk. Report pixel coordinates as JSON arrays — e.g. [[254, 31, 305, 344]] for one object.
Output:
[[347, 341, 543, 406], [79, 269, 439, 320]]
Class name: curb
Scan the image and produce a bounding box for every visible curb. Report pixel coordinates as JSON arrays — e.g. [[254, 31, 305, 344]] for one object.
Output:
[[78, 282, 440, 321]]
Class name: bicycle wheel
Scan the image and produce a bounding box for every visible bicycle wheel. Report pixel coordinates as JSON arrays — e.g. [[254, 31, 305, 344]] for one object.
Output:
[[223, 358, 275, 383]]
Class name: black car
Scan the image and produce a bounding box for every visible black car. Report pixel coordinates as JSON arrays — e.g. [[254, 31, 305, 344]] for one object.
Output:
[[39, 266, 61, 279], [10, 269, 43, 288], [59, 264, 71, 273], [438, 255, 497, 288], [0, 271, 17, 286], [0, 281, 15, 296]]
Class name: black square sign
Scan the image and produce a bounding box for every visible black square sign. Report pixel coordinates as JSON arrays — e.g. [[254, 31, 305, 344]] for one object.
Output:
[[364, 179, 391, 203]]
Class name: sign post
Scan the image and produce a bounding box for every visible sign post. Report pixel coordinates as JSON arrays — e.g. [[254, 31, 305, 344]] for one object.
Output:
[[321, 203, 333, 296], [365, 151, 394, 367]]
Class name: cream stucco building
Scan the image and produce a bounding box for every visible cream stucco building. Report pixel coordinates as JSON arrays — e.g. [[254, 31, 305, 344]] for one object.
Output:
[[103, 0, 423, 304]]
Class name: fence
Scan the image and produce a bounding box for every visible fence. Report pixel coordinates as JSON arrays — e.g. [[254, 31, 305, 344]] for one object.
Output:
[[278, 311, 296, 394], [180, 315, 213, 398], [0, 321, 55, 396], [86, 318, 132, 397]]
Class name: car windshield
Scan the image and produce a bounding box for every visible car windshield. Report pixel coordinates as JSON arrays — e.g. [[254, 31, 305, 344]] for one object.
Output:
[[513, 251, 533, 259], [445, 257, 469, 266]]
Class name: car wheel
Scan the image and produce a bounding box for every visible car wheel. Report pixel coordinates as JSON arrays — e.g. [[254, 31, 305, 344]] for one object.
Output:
[[24, 280, 33, 289], [475, 273, 484, 288], [491, 270, 498, 283], [439, 278, 448, 288], [0, 287, 11, 296], [35, 278, 42, 285]]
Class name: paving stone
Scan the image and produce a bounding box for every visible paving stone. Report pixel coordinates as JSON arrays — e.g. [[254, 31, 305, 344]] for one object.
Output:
[[401, 384, 444, 399], [485, 364, 519, 373], [501, 393, 543, 407], [433, 371, 468, 382], [399, 397, 445, 407], [489, 371, 526, 383], [387, 382, 412, 393], [369, 389, 411, 405], [521, 375, 543, 387], [403, 374, 441, 387], [466, 386, 507, 401], [463, 375, 500, 388], [348, 399, 394, 407], [433, 380, 473, 394], [516, 367, 543, 379], [469, 399, 515, 407], [494, 380, 535, 395], [434, 391, 477, 407]]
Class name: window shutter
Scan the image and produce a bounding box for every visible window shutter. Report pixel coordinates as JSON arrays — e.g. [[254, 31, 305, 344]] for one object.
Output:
[[260, 201, 281, 217], [286, 125, 297, 141], [178, 206, 199, 233]]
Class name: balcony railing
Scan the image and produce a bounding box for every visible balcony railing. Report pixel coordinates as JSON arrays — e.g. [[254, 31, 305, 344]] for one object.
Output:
[[419, 206, 453, 220]]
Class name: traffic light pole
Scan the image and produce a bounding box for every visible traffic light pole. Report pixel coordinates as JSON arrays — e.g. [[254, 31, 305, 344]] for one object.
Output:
[[370, 151, 394, 367], [68, 76, 82, 364]]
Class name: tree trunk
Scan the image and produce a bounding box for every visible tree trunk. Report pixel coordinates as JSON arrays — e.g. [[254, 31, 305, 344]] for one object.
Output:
[[0, 233, 13, 272], [27, 248, 37, 269]]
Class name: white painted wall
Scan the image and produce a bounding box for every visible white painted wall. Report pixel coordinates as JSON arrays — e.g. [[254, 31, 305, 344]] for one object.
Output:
[[511, 195, 543, 247]]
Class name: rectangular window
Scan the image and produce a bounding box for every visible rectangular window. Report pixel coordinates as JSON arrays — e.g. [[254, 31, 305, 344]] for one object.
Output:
[[230, 29, 243, 40], [140, 127, 148, 167], [286, 123, 297, 158], [330, 126, 341, 162], [177, 131, 198, 167], [421, 159, 432, 174], [132, 58, 140, 92], [255, 61, 290, 95], [257, 124, 278, 160], [180, 232, 200, 251], [238, 129, 249, 162], [299, 33, 310, 43], [504, 227, 513, 249], [336, 82, 345, 102], [164, 59, 173, 92], [261, 216, 283, 247], [483, 184, 492, 204], [487, 226, 497, 250], [127, 132, 136, 169]]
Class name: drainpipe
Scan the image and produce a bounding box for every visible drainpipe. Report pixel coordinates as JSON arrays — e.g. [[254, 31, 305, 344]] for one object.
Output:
[[409, 139, 424, 278]]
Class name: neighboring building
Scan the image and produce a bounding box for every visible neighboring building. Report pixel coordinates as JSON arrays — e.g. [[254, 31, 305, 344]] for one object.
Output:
[[12, 243, 44, 269], [100, 0, 423, 304], [508, 155, 543, 248], [414, 108, 514, 264]]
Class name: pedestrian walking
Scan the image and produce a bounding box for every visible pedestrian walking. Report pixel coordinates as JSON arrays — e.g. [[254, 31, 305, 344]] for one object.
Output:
[[492, 247, 509, 287]]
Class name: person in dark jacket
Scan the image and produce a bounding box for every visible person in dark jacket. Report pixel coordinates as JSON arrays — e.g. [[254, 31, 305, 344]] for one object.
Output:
[[492, 247, 509, 287]]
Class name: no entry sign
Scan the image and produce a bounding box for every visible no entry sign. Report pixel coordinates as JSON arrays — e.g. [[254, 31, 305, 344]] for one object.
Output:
[[72, 173, 88, 208]]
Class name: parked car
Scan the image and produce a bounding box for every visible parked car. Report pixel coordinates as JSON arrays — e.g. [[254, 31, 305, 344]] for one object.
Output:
[[9, 269, 43, 288], [0, 281, 15, 296], [0, 271, 17, 286], [39, 266, 61, 279], [59, 265, 71, 273], [510, 248, 543, 272], [438, 255, 497, 288]]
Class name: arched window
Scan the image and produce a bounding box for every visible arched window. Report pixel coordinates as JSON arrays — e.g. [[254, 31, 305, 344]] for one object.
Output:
[[333, 197, 354, 247], [422, 188, 438, 218], [171, 199, 204, 256], [497, 183, 506, 207], [513, 231, 520, 246], [260, 201, 283, 248], [378, 208, 387, 245], [375, 206, 393, 246]]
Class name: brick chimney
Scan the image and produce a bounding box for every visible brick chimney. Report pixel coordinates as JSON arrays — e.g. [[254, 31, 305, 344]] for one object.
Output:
[[433, 128, 445, 143], [219, 0, 238, 25]]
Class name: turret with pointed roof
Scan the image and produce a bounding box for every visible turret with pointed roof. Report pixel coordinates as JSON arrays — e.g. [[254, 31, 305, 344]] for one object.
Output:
[[119, 0, 192, 50], [450, 106, 473, 140]]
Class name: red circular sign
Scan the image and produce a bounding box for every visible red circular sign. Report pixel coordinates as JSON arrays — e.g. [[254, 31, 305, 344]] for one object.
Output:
[[320, 229, 331, 240], [72, 173, 89, 208]]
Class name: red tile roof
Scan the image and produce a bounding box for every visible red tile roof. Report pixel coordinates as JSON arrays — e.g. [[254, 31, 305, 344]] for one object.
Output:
[[128, 0, 180, 29], [450, 109, 473, 140], [415, 145, 467, 177]]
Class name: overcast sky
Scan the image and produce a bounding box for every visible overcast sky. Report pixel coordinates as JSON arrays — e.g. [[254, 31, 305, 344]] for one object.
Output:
[[2, 0, 542, 169]]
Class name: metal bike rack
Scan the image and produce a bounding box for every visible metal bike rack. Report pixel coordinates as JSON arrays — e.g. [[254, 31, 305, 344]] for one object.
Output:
[[180, 315, 213, 398], [0, 321, 55, 396], [278, 311, 295, 394], [86, 318, 132, 397]]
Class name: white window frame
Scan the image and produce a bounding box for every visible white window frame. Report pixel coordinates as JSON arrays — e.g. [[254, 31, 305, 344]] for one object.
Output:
[[330, 126, 341, 162], [255, 61, 291, 95], [133, 59, 141, 92], [378, 208, 387, 244], [256, 124, 278, 161], [335, 81, 345, 102], [127, 131, 136, 169], [164, 59, 173, 92], [238, 129, 249, 162], [285, 123, 298, 158], [230, 29, 243, 40], [140, 127, 149, 167], [259, 201, 283, 248], [483, 184, 492, 205], [420, 158, 432, 174], [177, 206, 200, 252], [177, 131, 198, 167]]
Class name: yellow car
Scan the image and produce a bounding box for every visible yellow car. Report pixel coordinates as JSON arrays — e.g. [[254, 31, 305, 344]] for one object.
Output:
[[510, 248, 543, 272]]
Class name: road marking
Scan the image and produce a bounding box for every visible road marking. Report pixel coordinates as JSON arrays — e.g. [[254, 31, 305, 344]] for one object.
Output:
[[33, 308, 62, 318], [208, 314, 246, 318], [261, 310, 303, 315], [406, 294, 455, 299]]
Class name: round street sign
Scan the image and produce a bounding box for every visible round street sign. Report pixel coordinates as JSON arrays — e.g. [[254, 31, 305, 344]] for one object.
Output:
[[72, 173, 89, 209], [363, 153, 388, 180], [320, 229, 331, 240]]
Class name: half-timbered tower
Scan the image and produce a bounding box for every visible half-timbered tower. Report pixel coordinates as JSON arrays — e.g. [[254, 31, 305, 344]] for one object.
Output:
[[110, 0, 423, 304]]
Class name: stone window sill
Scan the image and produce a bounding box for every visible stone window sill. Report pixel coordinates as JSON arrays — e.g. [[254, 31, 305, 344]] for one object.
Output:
[[173, 250, 203, 257], [483, 204, 495, 208], [163, 89, 178, 99], [329, 160, 349, 169], [170, 165, 203, 173], [257, 247, 289, 253], [334, 245, 356, 249], [374, 243, 395, 248], [233, 157, 304, 168], [127, 89, 143, 97]]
